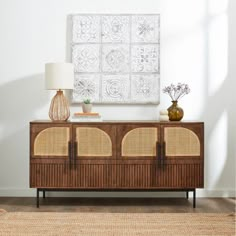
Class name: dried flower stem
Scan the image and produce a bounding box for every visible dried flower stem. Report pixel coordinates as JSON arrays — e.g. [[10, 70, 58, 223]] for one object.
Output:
[[163, 83, 190, 101]]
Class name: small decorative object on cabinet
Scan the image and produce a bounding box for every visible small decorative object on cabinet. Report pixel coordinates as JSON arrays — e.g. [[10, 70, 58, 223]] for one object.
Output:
[[71, 112, 103, 122], [30, 121, 204, 208], [82, 99, 92, 113], [45, 63, 74, 121], [163, 83, 190, 121], [159, 109, 169, 121], [167, 101, 184, 121]]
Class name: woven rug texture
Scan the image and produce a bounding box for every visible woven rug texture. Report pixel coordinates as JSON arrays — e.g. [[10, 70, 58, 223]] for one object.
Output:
[[0, 212, 235, 236]]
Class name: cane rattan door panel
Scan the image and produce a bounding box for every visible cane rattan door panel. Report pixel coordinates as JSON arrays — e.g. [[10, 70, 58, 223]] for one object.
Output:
[[33, 127, 70, 157], [75, 127, 112, 157], [164, 127, 200, 157], [121, 127, 158, 157]]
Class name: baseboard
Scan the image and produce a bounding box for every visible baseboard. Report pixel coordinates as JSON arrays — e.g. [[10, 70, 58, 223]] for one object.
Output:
[[196, 189, 236, 197], [0, 188, 235, 198]]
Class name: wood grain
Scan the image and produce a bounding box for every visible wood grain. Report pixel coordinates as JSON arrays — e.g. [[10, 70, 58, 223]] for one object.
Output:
[[30, 121, 204, 190]]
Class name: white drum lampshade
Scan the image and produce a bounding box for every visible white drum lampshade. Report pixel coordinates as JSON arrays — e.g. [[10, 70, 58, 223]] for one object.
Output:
[[45, 63, 74, 121]]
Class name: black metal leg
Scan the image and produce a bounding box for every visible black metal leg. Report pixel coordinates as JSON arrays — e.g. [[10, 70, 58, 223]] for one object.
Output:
[[193, 189, 196, 208], [37, 189, 39, 208], [34, 188, 196, 208]]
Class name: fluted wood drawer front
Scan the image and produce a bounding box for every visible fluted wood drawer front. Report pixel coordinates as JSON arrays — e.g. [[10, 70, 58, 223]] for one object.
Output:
[[30, 163, 71, 188], [71, 164, 117, 188], [30, 162, 203, 189], [115, 160, 203, 188], [152, 163, 204, 188], [115, 164, 152, 188]]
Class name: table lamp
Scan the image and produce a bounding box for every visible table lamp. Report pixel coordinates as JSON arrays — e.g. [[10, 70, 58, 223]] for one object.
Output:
[[45, 63, 74, 121]]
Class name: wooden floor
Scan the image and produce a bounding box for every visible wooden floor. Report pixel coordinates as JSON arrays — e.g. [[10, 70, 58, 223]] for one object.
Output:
[[0, 197, 235, 213]]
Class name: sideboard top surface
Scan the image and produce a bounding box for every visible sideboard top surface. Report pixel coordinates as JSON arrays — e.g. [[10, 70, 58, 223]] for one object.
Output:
[[30, 120, 204, 125]]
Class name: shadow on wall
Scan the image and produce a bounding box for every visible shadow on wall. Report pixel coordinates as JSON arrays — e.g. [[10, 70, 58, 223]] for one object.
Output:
[[0, 74, 47, 124], [0, 74, 49, 187], [201, 69, 235, 190], [200, 0, 236, 193]]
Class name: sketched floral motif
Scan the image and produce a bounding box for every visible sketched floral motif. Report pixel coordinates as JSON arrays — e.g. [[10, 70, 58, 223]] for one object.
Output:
[[131, 74, 160, 103], [106, 50, 125, 69], [132, 45, 159, 72], [132, 15, 160, 43], [72, 45, 100, 72], [102, 16, 129, 42], [138, 21, 154, 37], [72, 15, 100, 43], [72, 74, 100, 102], [101, 75, 129, 102], [102, 45, 129, 72]]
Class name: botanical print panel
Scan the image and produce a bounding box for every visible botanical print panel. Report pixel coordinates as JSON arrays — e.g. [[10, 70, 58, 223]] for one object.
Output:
[[71, 14, 160, 104]]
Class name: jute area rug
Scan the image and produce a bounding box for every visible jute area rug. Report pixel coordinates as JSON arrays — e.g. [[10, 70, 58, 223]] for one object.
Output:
[[0, 211, 235, 236]]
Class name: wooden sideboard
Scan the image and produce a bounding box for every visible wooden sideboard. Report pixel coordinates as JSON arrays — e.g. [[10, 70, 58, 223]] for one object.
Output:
[[30, 121, 204, 207]]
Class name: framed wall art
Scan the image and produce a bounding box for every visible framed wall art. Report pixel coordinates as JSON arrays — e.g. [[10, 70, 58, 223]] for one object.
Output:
[[71, 14, 160, 104]]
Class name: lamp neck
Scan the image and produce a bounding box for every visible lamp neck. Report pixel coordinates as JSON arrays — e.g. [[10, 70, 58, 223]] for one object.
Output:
[[57, 90, 63, 94]]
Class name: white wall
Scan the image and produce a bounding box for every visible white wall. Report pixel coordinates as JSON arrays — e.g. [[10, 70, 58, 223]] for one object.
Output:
[[0, 0, 235, 197]]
